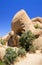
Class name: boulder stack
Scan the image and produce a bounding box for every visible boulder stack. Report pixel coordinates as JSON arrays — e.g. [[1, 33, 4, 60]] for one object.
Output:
[[0, 9, 42, 49], [11, 10, 42, 36]]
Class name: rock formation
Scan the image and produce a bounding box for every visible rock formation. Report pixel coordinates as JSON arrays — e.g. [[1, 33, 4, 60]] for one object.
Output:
[[32, 17, 42, 29], [0, 9, 42, 48], [0, 31, 18, 47], [32, 17, 42, 50], [32, 17, 42, 23], [11, 10, 42, 36], [33, 36, 42, 50], [2, 31, 14, 41], [0, 9, 42, 65]]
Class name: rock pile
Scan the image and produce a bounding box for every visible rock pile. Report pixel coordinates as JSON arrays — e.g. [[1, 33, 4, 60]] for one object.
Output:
[[0, 9, 42, 49]]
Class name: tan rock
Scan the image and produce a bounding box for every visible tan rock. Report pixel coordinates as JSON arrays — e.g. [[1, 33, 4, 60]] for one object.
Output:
[[32, 17, 42, 29], [7, 33, 18, 47], [32, 17, 42, 23], [11, 10, 35, 35], [33, 21, 42, 29], [0, 47, 6, 60], [0, 31, 18, 47], [33, 36, 42, 50], [2, 31, 14, 41], [11, 10, 42, 36], [15, 53, 42, 65]]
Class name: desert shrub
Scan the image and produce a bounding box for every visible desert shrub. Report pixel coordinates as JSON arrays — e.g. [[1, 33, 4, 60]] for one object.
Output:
[[18, 48, 26, 57], [0, 39, 6, 45], [34, 24, 40, 29], [0, 61, 6, 65], [4, 48, 18, 65], [19, 30, 36, 51], [29, 45, 36, 53]]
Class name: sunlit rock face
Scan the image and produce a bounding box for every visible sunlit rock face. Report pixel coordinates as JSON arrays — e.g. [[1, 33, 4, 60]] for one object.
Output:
[[0, 9, 42, 65], [11, 10, 35, 35], [33, 36, 42, 50], [31, 17, 42, 50], [32, 17, 42, 23], [11, 10, 42, 36], [0, 9, 42, 47], [32, 17, 42, 29], [15, 54, 42, 65]]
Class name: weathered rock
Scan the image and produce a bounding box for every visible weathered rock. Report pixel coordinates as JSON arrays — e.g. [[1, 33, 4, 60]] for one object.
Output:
[[32, 21, 42, 29], [8, 34, 18, 47], [33, 36, 42, 50], [0, 47, 6, 60], [2, 31, 14, 41], [32, 17, 42, 29], [1, 31, 18, 47], [11, 10, 42, 36], [11, 10, 35, 35], [32, 17, 42, 23]]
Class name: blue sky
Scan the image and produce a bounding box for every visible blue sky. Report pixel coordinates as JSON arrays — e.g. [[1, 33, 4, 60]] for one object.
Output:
[[0, 0, 42, 36]]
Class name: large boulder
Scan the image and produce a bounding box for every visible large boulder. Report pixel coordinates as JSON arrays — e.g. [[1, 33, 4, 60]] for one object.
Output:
[[11, 10, 42, 36], [11, 9, 34, 35], [33, 36, 42, 50]]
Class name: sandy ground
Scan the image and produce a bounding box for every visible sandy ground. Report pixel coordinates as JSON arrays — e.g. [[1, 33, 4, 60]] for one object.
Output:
[[15, 53, 42, 65]]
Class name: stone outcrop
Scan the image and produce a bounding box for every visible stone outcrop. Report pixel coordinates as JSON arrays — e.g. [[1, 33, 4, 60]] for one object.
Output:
[[32, 17, 42, 23], [32, 17, 42, 29], [0, 9, 42, 65], [2, 31, 14, 41], [33, 36, 42, 50], [0, 9, 42, 48], [0, 31, 18, 47], [11, 10, 42, 36]]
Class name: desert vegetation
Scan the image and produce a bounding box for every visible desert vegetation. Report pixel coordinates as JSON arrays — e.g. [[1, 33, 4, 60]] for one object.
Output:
[[0, 39, 6, 45], [0, 31, 37, 65], [18, 48, 26, 57], [19, 31, 37, 52], [0, 10, 42, 65], [3, 48, 18, 65]]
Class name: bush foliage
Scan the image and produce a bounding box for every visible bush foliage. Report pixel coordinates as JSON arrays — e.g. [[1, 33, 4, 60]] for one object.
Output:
[[4, 48, 18, 65], [19, 31, 36, 52], [18, 48, 26, 57], [34, 24, 40, 29], [0, 61, 6, 65], [0, 39, 6, 45]]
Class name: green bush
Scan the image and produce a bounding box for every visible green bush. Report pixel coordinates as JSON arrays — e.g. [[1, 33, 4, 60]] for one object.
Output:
[[19, 31, 36, 51], [29, 45, 36, 53], [0, 61, 6, 65], [34, 24, 40, 29], [4, 48, 18, 65], [18, 48, 26, 57], [0, 39, 6, 45]]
